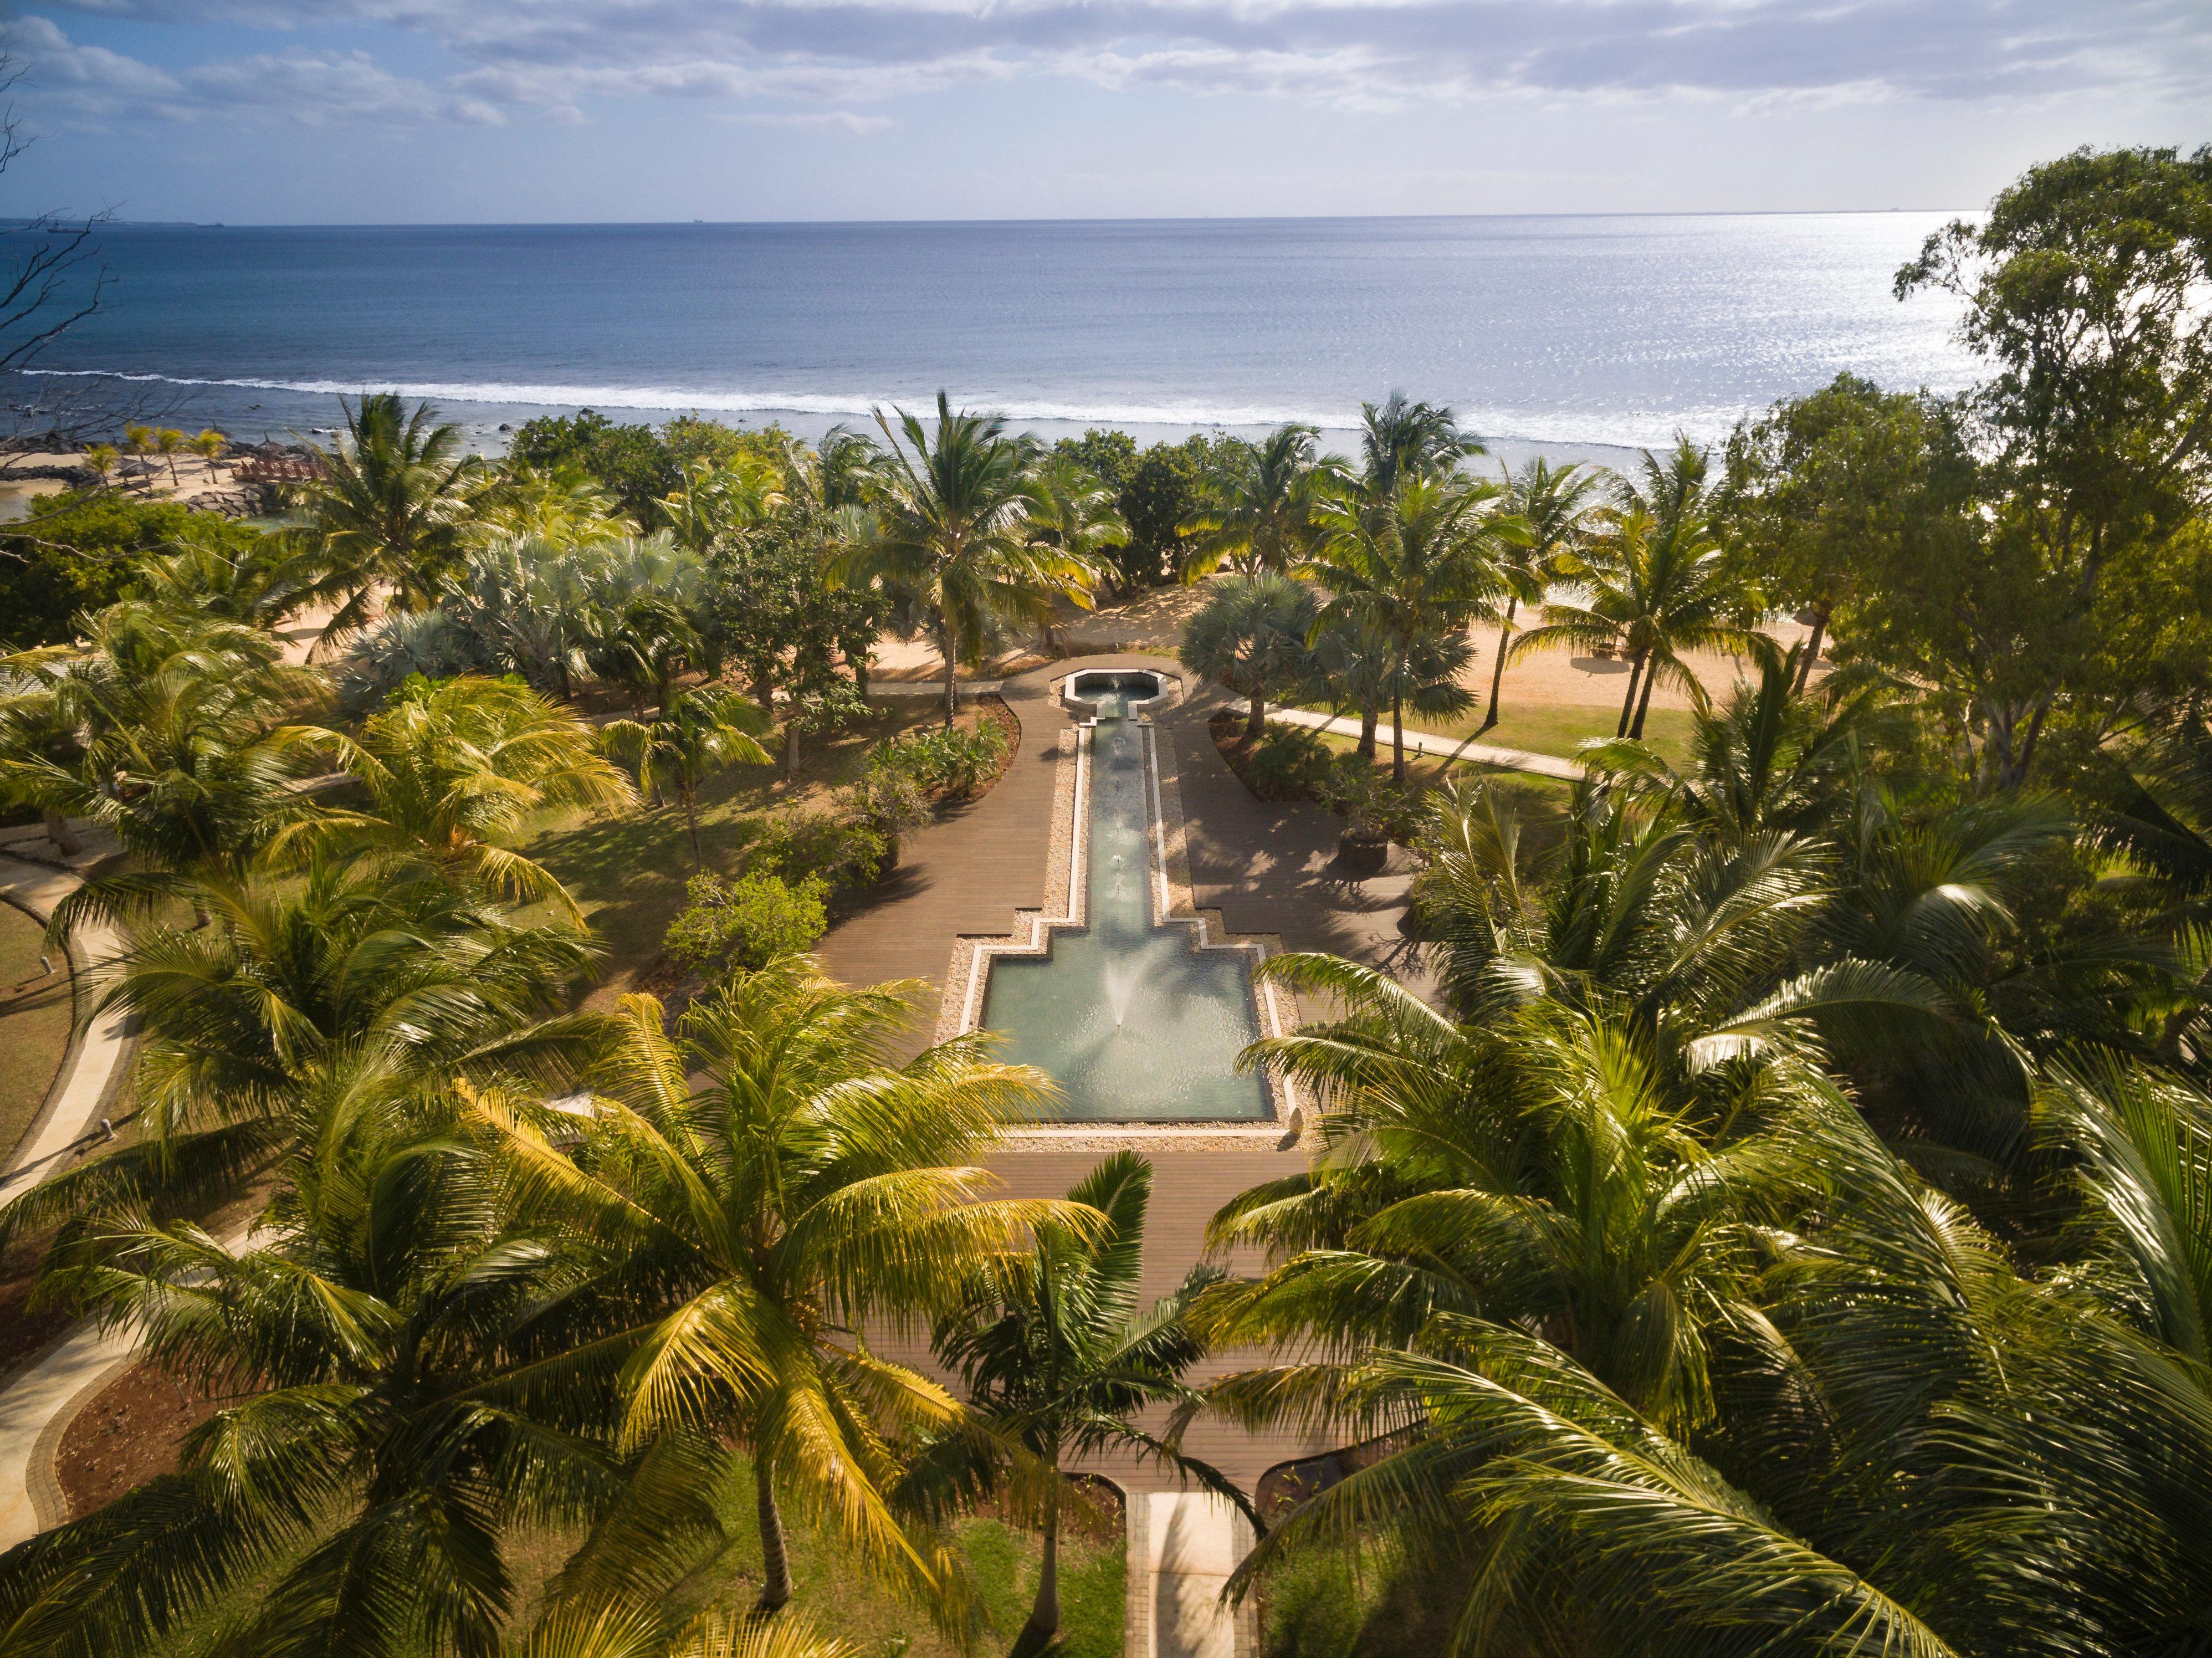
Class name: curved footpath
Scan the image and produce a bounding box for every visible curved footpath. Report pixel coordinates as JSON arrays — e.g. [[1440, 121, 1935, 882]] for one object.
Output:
[[0, 848, 137, 1547]]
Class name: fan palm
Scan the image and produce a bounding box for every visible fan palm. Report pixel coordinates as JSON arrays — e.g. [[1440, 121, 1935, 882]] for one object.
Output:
[[837, 393, 1095, 728], [1303, 475, 1518, 781], [468, 961, 1083, 1619], [0, 1089, 617, 1658], [1510, 507, 1759, 740], [1180, 572, 1320, 741], [277, 674, 637, 922], [1179, 423, 1342, 581], [921, 1152, 1245, 1654], [602, 688, 771, 867], [0, 602, 326, 934], [1481, 458, 1604, 729], [274, 393, 477, 646], [580, 534, 709, 715]]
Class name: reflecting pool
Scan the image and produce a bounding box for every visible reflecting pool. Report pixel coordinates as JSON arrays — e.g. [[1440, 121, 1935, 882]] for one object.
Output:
[[981, 676, 1269, 1121]]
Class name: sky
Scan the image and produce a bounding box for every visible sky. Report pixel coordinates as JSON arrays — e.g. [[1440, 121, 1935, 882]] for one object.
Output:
[[0, 0, 2204, 223]]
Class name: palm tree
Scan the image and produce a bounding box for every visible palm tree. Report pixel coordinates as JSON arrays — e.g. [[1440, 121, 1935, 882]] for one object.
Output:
[[1509, 506, 1759, 740], [658, 455, 786, 553], [603, 687, 772, 867], [0, 1089, 615, 1658], [190, 428, 225, 480], [1180, 572, 1319, 741], [1482, 458, 1604, 730], [81, 443, 117, 489], [472, 463, 634, 545], [0, 602, 326, 933], [837, 393, 1095, 728], [581, 534, 709, 715], [153, 427, 186, 489], [923, 1153, 1247, 1655], [278, 674, 637, 921], [273, 393, 477, 646], [1357, 392, 1480, 497], [1025, 454, 1127, 641], [1303, 476, 1516, 781], [0, 862, 605, 1242], [470, 961, 1082, 1618], [1179, 423, 1342, 582]]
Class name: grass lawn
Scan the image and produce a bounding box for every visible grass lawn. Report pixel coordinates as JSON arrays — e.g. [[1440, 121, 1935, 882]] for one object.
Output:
[[0, 898, 74, 1162], [517, 700, 973, 1000]]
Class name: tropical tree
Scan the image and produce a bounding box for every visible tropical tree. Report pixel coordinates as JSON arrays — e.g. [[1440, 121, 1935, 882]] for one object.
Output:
[[152, 427, 185, 489], [1025, 454, 1127, 645], [1509, 506, 1759, 740], [0, 602, 326, 931], [658, 454, 786, 554], [273, 393, 478, 644], [0, 1087, 616, 1658], [81, 443, 116, 489], [580, 534, 709, 715], [1303, 476, 1517, 780], [837, 393, 1097, 727], [278, 674, 637, 920], [1180, 572, 1320, 741], [468, 961, 1081, 1619], [603, 687, 772, 867], [923, 1152, 1245, 1655], [191, 428, 224, 480], [0, 858, 603, 1242], [121, 423, 153, 492], [1482, 458, 1603, 728], [1179, 423, 1341, 581], [1356, 392, 1480, 498], [473, 463, 635, 546]]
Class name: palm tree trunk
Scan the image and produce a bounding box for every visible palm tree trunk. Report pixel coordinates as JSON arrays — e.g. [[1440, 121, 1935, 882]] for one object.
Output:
[[1616, 651, 1646, 737], [1391, 689, 1406, 784], [1482, 600, 1517, 731], [1019, 1476, 1063, 1651], [786, 723, 801, 781], [1246, 686, 1266, 743], [1795, 602, 1829, 693], [684, 790, 703, 868], [1629, 655, 1661, 740], [1357, 704, 1378, 761], [755, 1451, 792, 1612], [940, 626, 960, 731], [39, 807, 79, 857]]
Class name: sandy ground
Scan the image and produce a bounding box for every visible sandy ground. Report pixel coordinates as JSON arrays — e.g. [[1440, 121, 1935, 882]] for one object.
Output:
[[872, 580, 1820, 713], [0, 449, 256, 521]]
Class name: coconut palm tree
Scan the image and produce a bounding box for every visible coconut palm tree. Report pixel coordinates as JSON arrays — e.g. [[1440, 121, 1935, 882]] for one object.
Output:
[[152, 428, 186, 489], [602, 687, 772, 867], [1509, 507, 1760, 741], [277, 674, 637, 922], [468, 961, 1082, 1619], [1356, 393, 1481, 497], [0, 602, 327, 933], [121, 423, 155, 492], [0, 1088, 616, 1658], [1179, 423, 1343, 582], [0, 862, 606, 1243], [922, 1153, 1247, 1656], [1482, 458, 1604, 730], [658, 455, 786, 554], [274, 393, 477, 646], [1180, 572, 1320, 741], [473, 463, 635, 545], [81, 443, 117, 490], [837, 393, 1095, 728], [190, 428, 225, 480], [1303, 476, 1517, 781]]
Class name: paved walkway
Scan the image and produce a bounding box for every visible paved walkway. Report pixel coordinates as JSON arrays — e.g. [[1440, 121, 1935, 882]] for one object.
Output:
[[1264, 704, 1585, 781], [0, 845, 139, 1548]]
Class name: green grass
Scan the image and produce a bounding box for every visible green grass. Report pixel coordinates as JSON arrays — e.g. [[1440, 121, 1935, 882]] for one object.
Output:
[[1297, 699, 1693, 766], [516, 700, 951, 996], [0, 898, 74, 1161]]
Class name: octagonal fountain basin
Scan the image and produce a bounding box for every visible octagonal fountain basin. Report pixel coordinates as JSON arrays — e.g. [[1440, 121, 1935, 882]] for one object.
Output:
[[980, 667, 1269, 1122]]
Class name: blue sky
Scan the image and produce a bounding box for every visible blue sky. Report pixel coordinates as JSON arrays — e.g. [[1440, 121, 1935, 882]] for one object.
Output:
[[3, 0, 2205, 222]]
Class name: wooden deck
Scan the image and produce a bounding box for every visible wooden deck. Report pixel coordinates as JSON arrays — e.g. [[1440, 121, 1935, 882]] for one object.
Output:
[[825, 656, 1435, 1495]]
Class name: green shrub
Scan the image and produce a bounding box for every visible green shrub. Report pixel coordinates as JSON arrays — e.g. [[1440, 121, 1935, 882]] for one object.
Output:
[[843, 760, 933, 843], [0, 490, 258, 649], [747, 809, 888, 890], [871, 720, 1010, 800], [1245, 725, 1335, 798], [662, 870, 828, 978]]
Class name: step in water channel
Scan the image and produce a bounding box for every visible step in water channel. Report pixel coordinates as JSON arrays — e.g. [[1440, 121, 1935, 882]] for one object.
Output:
[[981, 674, 1269, 1121]]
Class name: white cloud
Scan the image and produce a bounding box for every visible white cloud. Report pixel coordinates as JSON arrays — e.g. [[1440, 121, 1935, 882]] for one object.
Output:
[[10, 0, 2211, 128]]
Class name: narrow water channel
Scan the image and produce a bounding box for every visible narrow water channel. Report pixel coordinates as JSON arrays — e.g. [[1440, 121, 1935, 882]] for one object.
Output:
[[981, 678, 1268, 1120]]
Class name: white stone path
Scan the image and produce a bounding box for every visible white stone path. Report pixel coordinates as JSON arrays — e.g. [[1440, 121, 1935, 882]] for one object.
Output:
[[0, 845, 139, 1547]]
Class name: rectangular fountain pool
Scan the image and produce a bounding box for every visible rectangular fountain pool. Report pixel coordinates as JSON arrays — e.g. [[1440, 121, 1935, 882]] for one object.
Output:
[[981, 676, 1270, 1121]]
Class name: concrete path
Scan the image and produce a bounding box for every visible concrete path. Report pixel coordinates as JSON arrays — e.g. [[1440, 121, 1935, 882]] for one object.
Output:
[[1263, 704, 1585, 782], [1126, 1492, 1256, 1658], [0, 844, 138, 1548]]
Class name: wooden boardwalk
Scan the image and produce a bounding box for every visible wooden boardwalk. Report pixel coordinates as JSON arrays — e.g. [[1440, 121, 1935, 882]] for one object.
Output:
[[825, 656, 1433, 1495]]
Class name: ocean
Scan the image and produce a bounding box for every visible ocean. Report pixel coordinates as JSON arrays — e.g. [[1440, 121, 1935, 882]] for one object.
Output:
[[9, 214, 1976, 466]]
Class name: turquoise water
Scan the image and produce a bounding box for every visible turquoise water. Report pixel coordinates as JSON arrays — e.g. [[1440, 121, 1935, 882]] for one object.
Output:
[[982, 679, 1268, 1122]]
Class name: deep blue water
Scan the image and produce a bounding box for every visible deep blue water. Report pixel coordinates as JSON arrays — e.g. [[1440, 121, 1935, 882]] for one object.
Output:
[[10, 214, 1975, 460]]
